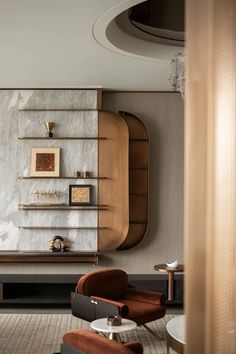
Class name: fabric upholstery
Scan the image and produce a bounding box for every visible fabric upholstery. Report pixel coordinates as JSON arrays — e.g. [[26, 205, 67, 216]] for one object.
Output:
[[63, 329, 143, 354], [75, 268, 166, 326], [125, 288, 166, 306], [77, 269, 128, 300], [120, 298, 166, 326], [90, 296, 129, 317]]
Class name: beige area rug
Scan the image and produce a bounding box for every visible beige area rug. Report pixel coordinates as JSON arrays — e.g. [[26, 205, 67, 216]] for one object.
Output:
[[0, 314, 176, 354]]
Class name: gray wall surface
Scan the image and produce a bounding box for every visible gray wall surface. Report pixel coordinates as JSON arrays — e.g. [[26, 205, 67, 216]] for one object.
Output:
[[0, 91, 184, 274]]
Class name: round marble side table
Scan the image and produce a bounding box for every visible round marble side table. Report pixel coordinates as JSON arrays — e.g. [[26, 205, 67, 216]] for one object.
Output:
[[91, 318, 137, 341], [166, 315, 185, 354]]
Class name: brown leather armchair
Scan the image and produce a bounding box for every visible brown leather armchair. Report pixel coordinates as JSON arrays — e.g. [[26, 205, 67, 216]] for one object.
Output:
[[71, 269, 166, 334], [58, 329, 143, 354]]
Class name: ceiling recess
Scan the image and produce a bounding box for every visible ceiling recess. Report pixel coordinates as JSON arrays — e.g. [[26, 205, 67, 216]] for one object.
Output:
[[116, 0, 185, 47]]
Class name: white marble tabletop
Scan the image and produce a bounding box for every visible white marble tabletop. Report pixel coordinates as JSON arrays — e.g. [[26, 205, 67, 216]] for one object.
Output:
[[166, 315, 185, 344], [91, 318, 137, 334]]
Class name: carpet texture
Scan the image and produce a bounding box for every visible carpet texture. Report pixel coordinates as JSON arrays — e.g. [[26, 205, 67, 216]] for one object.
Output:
[[0, 314, 176, 354]]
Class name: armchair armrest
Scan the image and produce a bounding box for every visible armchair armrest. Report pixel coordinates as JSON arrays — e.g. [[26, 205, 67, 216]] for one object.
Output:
[[124, 288, 165, 306], [90, 296, 129, 317]]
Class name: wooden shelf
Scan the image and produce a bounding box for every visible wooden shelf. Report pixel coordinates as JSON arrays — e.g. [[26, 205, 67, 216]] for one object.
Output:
[[18, 136, 106, 140], [129, 138, 149, 142], [18, 176, 107, 180], [18, 226, 108, 230], [18, 204, 108, 211], [0, 251, 99, 263], [18, 109, 98, 112], [130, 221, 147, 224]]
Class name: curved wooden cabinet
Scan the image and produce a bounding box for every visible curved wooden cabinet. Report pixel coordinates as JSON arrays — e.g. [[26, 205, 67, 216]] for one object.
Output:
[[98, 111, 129, 251], [117, 111, 149, 250]]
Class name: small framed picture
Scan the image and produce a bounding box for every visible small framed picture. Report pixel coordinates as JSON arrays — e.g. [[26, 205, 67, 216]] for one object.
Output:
[[69, 185, 92, 205], [30, 147, 60, 177]]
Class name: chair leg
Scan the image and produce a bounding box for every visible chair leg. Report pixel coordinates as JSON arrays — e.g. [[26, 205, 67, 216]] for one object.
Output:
[[142, 324, 164, 340]]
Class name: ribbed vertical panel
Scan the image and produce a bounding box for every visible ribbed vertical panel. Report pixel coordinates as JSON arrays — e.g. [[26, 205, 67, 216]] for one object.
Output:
[[186, 0, 236, 353], [209, 1, 236, 352]]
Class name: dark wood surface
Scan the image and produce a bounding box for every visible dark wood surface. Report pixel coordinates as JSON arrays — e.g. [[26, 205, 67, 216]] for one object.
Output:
[[0, 252, 99, 263], [18, 136, 106, 140], [154, 263, 184, 273], [0, 274, 184, 305]]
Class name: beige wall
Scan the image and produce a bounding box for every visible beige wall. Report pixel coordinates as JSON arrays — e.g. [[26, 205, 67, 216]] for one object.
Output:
[[102, 92, 184, 274], [0, 92, 184, 275]]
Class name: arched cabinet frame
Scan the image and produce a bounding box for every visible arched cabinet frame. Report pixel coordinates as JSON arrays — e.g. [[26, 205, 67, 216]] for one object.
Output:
[[117, 111, 149, 250]]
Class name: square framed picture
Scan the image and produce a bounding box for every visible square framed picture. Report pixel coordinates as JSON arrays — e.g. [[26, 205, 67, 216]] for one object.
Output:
[[30, 147, 60, 177], [69, 185, 92, 205]]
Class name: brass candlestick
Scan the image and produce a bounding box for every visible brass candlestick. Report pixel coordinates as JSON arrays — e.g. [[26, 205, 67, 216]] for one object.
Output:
[[44, 122, 55, 138]]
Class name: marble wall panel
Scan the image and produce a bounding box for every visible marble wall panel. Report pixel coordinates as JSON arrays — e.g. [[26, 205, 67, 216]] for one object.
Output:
[[17, 229, 97, 251], [18, 140, 98, 178], [18, 90, 98, 110], [18, 111, 98, 137], [0, 90, 98, 252]]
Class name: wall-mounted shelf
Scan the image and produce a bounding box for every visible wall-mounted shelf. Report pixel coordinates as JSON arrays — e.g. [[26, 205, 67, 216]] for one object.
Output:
[[18, 176, 108, 180], [18, 136, 106, 140], [130, 221, 147, 225], [18, 109, 98, 112], [0, 251, 99, 263], [18, 226, 108, 230], [117, 111, 149, 251], [14, 96, 148, 257], [129, 138, 149, 142], [18, 204, 108, 211]]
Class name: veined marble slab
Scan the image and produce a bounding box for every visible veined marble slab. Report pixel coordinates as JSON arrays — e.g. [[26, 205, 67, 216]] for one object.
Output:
[[17, 229, 97, 251], [18, 111, 98, 137], [0, 90, 99, 252], [18, 90, 98, 110]]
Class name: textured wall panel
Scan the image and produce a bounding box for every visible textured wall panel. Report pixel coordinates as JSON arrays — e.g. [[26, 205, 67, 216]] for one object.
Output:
[[0, 90, 98, 253], [185, 0, 236, 353], [18, 90, 98, 110]]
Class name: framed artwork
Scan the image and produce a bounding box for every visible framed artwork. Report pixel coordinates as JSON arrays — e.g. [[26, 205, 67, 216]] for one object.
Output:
[[30, 147, 60, 177], [69, 184, 92, 205]]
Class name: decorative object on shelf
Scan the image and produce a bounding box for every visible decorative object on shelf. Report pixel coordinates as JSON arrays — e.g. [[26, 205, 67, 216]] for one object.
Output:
[[82, 170, 90, 178], [69, 184, 92, 205], [169, 51, 185, 98], [74, 170, 81, 178], [44, 121, 55, 138], [48, 235, 70, 252], [107, 316, 122, 326], [30, 147, 60, 177], [30, 189, 63, 205], [166, 260, 179, 268]]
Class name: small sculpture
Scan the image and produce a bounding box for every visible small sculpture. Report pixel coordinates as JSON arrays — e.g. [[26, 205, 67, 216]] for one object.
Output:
[[31, 189, 63, 205], [44, 122, 55, 138], [48, 236, 69, 252]]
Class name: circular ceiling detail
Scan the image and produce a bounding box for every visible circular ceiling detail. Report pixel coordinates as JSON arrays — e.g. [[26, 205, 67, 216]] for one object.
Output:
[[92, 0, 184, 61]]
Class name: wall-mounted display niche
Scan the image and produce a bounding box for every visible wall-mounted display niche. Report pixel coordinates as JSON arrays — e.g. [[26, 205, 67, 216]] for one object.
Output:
[[0, 89, 149, 264]]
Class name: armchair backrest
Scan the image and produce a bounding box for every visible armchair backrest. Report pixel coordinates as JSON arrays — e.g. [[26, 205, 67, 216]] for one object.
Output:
[[77, 269, 128, 300], [62, 329, 143, 354]]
